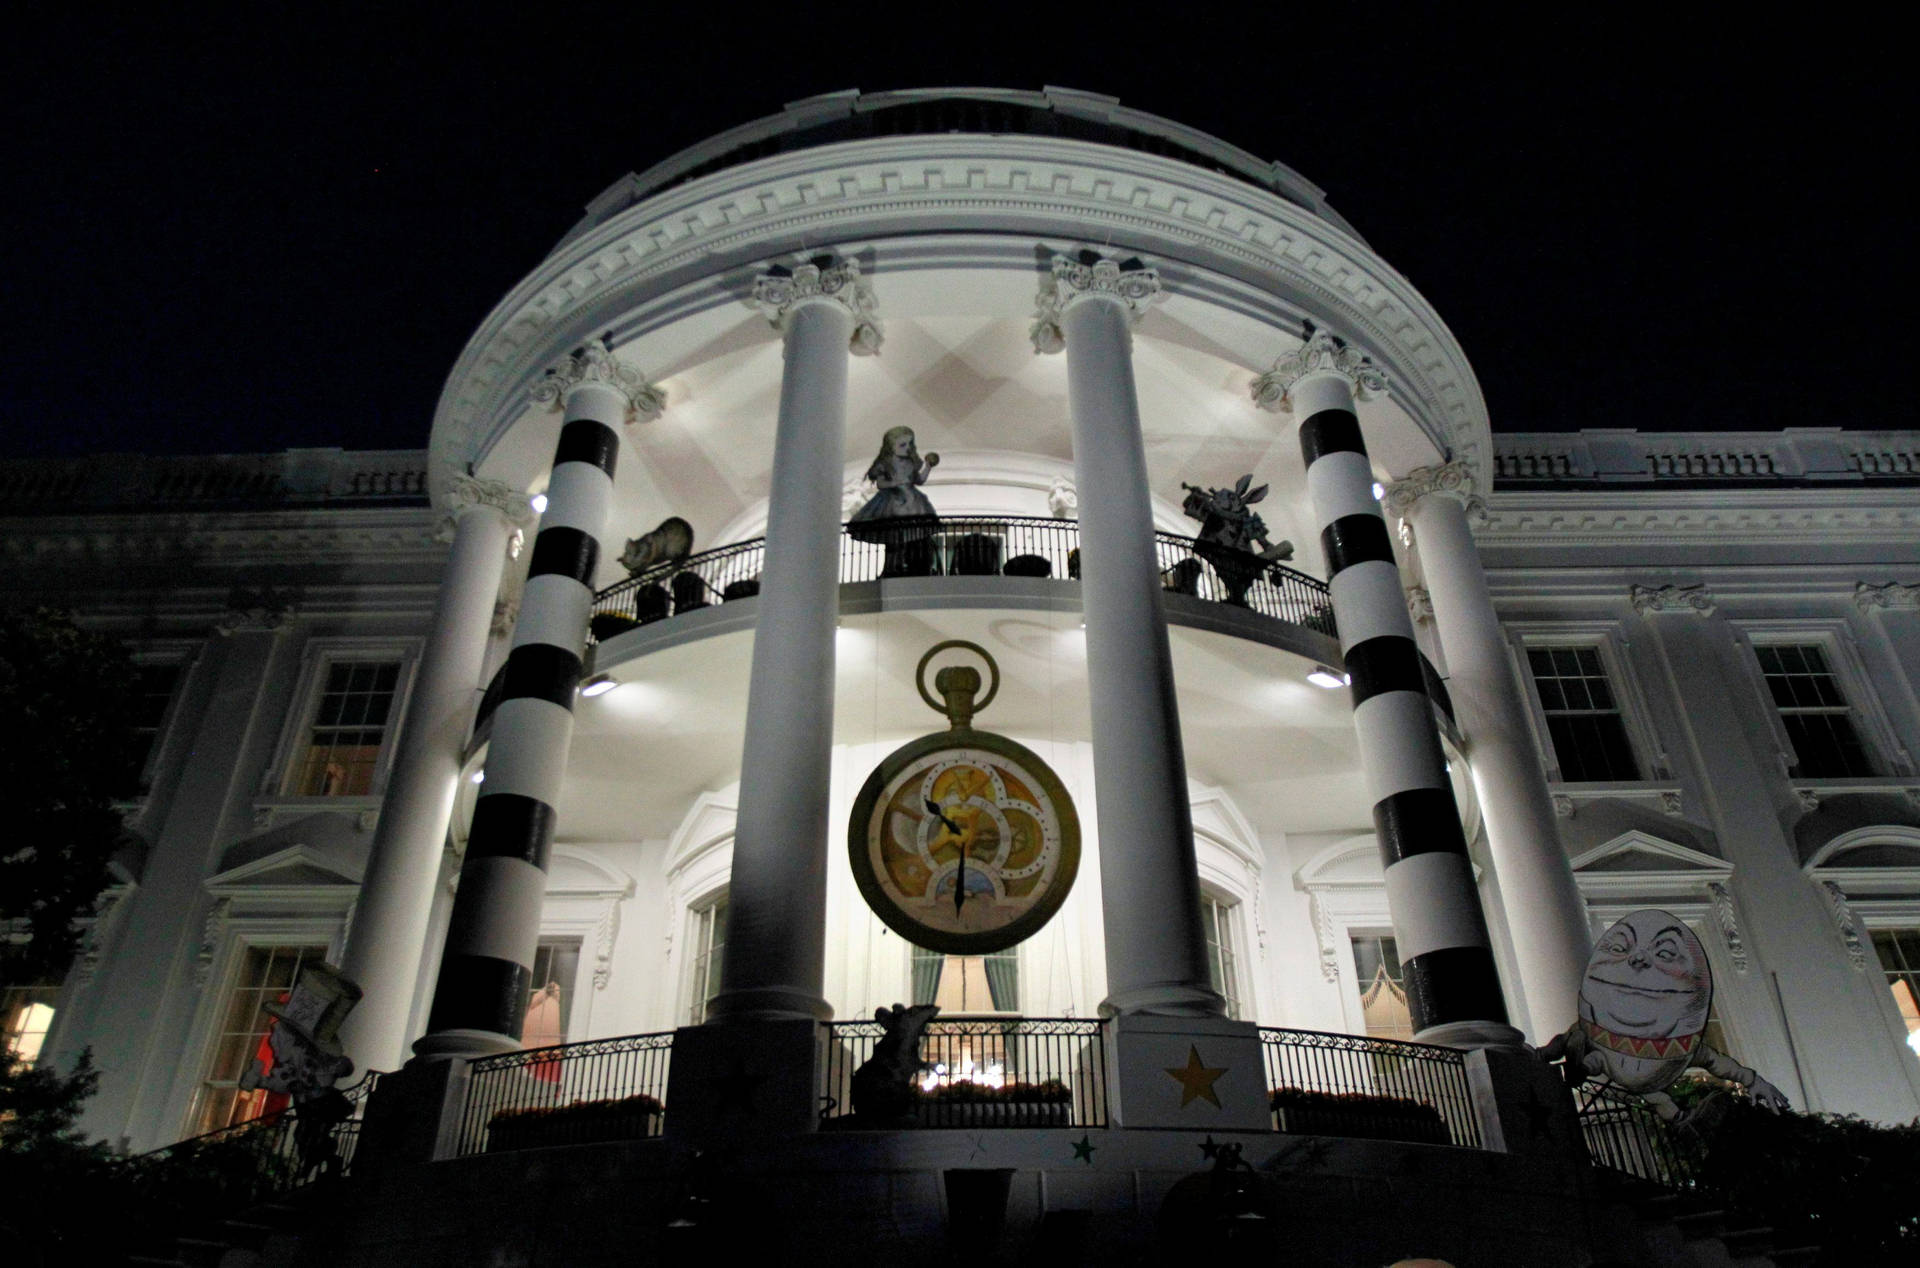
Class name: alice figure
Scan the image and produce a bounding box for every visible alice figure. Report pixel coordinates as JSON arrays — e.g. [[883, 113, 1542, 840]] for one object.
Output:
[[849, 426, 940, 532]]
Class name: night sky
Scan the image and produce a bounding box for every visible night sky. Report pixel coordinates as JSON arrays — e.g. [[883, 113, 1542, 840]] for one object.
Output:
[[3, 10, 1909, 458]]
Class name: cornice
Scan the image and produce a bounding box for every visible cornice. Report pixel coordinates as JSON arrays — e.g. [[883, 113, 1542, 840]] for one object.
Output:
[[1479, 487, 1920, 547], [429, 134, 1488, 500], [0, 506, 444, 567]]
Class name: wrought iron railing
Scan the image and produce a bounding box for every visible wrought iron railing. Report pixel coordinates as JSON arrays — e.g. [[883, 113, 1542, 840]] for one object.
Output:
[[121, 1071, 383, 1207], [585, 517, 1337, 644], [455, 1031, 675, 1156], [1571, 1080, 1694, 1187], [821, 1017, 1109, 1129], [1260, 1027, 1481, 1149]]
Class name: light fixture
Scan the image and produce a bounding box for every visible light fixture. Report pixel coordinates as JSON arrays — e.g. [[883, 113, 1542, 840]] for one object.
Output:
[[580, 674, 618, 697], [530, 493, 549, 514], [1306, 666, 1349, 689], [1371, 481, 1386, 502], [469, 770, 485, 785]]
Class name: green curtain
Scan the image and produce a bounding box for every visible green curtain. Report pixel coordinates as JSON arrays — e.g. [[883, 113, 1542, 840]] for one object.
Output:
[[984, 950, 1019, 1012], [911, 945, 943, 1005]]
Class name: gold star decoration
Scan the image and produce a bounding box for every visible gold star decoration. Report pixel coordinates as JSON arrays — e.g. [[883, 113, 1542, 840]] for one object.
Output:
[[1164, 1045, 1229, 1108]]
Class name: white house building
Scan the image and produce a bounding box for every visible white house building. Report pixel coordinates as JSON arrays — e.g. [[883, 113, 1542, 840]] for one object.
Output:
[[6, 86, 1918, 1260]]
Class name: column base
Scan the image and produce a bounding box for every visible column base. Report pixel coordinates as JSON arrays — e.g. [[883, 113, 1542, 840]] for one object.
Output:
[[1107, 1013, 1269, 1130], [411, 1027, 522, 1061], [356, 1055, 471, 1172], [1099, 980, 1228, 1019], [665, 1019, 823, 1144], [704, 985, 835, 1023], [1416, 1020, 1527, 1050]]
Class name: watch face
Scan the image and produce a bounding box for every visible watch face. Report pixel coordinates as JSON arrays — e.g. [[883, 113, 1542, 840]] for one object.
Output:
[[849, 730, 1081, 955]]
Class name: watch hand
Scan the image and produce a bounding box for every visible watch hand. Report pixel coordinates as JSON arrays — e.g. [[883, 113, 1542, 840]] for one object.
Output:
[[926, 798, 969, 914], [924, 798, 965, 837]]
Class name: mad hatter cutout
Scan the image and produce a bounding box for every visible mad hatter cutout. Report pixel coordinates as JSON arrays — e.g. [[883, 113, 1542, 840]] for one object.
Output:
[[240, 961, 362, 1102], [1541, 909, 1789, 1121]]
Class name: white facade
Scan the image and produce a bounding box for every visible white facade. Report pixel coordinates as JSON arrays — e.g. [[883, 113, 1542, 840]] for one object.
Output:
[[6, 89, 1919, 1151]]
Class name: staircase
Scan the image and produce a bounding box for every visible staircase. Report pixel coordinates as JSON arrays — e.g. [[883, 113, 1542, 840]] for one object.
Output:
[[1598, 1172, 1821, 1267]]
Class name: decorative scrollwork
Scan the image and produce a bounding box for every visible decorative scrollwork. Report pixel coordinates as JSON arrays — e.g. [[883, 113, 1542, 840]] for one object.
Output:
[[752, 257, 883, 354], [1628, 583, 1717, 617], [1707, 882, 1750, 973], [1031, 253, 1161, 353], [1854, 581, 1920, 612], [1383, 461, 1485, 521], [529, 336, 667, 424], [1250, 326, 1389, 413], [1818, 880, 1868, 971]]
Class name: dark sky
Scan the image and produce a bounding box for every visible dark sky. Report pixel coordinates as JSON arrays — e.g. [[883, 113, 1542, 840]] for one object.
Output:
[[2, 9, 1909, 458]]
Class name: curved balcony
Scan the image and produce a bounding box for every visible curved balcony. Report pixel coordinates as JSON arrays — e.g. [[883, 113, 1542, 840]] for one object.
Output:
[[586, 515, 1336, 645]]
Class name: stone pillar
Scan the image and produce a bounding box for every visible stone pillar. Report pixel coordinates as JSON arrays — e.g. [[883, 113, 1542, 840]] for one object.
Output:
[[1254, 329, 1517, 1047], [706, 258, 879, 1023], [415, 339, 663, 1060], [1388, 466, 1590, 1040], [337, 476, 527, 1075], [1034, 253, 1222, 1019]]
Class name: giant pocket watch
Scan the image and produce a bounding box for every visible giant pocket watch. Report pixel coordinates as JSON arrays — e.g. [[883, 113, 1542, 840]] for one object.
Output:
[[848, 640, 1081, 955]]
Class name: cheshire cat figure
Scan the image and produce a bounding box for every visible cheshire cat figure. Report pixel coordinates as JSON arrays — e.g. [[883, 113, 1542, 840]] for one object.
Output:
[[1540, 909, 1791, 1122]]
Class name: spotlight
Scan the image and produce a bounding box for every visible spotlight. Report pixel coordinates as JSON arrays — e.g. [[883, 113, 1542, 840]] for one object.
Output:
[[530, 493, 549, 514], [1371, 481, 1385, 502], [469, 770, 485, 785], [1306, 666, 1349, 689], [580, 674, 618, 697]]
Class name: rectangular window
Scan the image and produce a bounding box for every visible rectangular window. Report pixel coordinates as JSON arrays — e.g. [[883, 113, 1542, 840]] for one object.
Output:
[[1201, 896, 1242, 1020], [2, 985, 58, 1070], [1754, 644, 1875, 778], [191, 944, 328, 1135], [291, 661, 401, 796], [910, 944, 1019, 1014], [1872, 930, 1920, 1060], [131, 662, 183, 773], [521, 939, 580, 1052], [1350, 934, 1413, 1041], [687, 896, 728, 1025], [1527, 646, 1640, 781]]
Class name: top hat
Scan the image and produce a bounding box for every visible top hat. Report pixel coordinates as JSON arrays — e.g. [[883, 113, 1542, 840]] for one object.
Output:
[[263, 961, 364, 1058]]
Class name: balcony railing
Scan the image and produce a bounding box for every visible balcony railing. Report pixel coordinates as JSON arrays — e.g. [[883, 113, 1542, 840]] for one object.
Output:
[[1260, 1026, 1482, 1149], [586, 516, 1337, 645], [1571, 1080, 1694, 1187], [455, 1031, 675, 1156], [121, 1071, 383, 1207], [821, 1017, 1109, 1129]]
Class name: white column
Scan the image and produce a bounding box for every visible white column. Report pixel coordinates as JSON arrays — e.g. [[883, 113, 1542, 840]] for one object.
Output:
[[708, 259, 879, 1022], [1389, 467, 1590, 1039], [1036, 254, 1222, 1017], [337, 476, 525, 1074]]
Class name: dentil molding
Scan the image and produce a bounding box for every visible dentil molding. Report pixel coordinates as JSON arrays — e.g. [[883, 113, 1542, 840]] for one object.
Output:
[[529, 336, 667, 424], [1629, 583, 1716, 617], [752, 257, 883, 354], [1249, 327, 1389, 414]]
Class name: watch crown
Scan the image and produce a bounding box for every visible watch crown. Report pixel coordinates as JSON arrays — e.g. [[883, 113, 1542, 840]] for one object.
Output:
[[934, 665, 982, 730]]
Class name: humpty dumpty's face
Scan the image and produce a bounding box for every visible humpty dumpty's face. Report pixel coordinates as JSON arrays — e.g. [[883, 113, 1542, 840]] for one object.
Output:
[[1580, 909, 1712, 1039]]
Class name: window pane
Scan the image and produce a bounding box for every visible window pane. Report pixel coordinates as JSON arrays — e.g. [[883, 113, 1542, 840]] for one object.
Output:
[[295, 660, 403, 796], [1532, 644, 1641, 782], [1350, 935, 1412, 1040], [191, 945, 327, 1136]]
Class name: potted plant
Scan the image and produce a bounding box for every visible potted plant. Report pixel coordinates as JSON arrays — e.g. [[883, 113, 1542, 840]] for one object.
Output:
[[1269, 1087, 1452, 1145], [589, 610, 640, 642], [486, 1092, 664, 1151]]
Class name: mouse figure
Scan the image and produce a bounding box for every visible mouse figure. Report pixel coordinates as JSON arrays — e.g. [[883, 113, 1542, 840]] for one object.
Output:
[[620, 516, 694, 576], [1539, 909, 1790, 1122], [849, 1002, 940, 1123]]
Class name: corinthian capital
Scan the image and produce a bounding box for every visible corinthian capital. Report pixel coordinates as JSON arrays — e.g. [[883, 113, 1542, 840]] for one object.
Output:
[[1250, 327, 1388, 413], [437, 474, 533, 540], [1854, 581, 1920, 612], [752, 257, 883, 354], [1382, 461, 1485, 520], [1629, 583, 1716, 617], [530, 336, 668, 424], [1030, 253, 1161, 353]]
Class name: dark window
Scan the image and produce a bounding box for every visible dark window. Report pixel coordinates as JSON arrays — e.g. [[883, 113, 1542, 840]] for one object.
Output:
[[1754, 644, 1874, 778], [292, 661, 401, 795], [687, 896, 727, 1025], [1527, 646, 1640, 781]]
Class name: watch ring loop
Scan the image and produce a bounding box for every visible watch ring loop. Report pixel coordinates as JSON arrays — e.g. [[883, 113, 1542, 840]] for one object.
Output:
[[915, 639, 1000, 719]]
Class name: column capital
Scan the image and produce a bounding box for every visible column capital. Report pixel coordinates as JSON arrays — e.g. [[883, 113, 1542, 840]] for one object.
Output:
[[1030, 253, 1161, 353], [1383, 460, 1485, 520], [1855, 581, 1920, 613], [1250, 326, 1388, 413], [530, 336, 668, 424], [215, 587, 295, 636], [752, 257, 883, 354], [1406, 584, 1435, 626], [437, 475, 532, 541], [1629, 583, 1717, 617]]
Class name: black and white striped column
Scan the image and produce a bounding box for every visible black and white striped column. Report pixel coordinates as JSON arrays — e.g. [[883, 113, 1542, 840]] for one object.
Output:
[[1256, 329, 1516, 1045], [416, 338, 662, 1059]]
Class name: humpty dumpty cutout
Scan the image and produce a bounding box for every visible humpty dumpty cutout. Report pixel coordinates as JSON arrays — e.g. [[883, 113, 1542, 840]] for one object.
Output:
[[1540, 909, 1790, 1122]]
